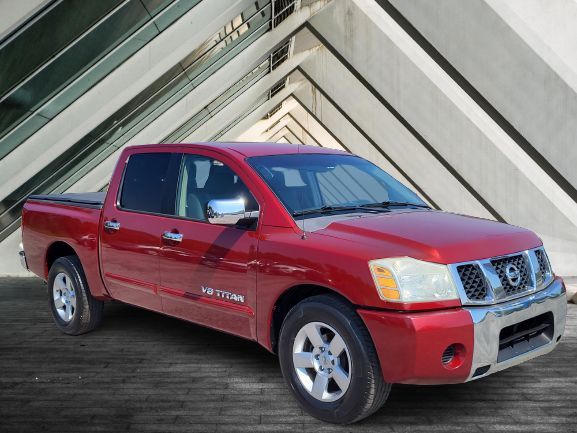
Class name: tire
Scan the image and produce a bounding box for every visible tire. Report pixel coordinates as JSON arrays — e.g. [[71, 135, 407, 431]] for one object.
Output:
[[278, 294, 391, 424], [47, 256, 104, 335]]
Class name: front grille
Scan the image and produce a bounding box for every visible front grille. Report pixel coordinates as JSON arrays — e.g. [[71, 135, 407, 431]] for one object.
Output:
[[534, 249, 549, 276], [457, 264, 488, 301], [452, 247, 552, 305], [491, 254, 531, 296]]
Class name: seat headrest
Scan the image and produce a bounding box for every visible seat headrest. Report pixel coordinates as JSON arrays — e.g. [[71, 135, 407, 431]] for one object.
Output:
[[204, 165, 236, 192]]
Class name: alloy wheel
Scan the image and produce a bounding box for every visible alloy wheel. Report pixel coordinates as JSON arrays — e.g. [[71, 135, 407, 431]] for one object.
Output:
[[292, 321, 351, 402], [52, 272, 76, 322]]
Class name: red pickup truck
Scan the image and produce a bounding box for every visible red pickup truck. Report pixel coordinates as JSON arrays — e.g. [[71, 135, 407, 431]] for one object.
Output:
[[20, 142, 566, 424]]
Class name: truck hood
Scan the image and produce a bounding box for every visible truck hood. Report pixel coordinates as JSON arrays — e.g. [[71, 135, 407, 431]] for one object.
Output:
[[314, 210, 541, 264]]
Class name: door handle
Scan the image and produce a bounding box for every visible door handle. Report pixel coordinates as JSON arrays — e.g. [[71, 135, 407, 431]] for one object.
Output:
[[162, 231, 183, 243], [104, 220, 120, 232]]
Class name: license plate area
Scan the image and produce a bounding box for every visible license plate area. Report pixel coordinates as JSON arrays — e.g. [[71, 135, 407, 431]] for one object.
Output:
[[497, 312, 554, 363]]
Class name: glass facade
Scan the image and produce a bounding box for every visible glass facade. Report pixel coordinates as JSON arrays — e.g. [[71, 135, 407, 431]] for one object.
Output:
[[0, 0, 201, 160], [0, 0, 298, 243], [0, 1, 122, 98]]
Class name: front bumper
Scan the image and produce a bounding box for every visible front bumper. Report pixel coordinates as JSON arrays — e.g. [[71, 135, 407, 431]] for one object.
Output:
[[464, 276, 566, 381], [358, 277, 566, 385]]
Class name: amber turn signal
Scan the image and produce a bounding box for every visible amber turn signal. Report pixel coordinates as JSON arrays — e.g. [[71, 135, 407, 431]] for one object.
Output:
[[370, 263, 401, 300]]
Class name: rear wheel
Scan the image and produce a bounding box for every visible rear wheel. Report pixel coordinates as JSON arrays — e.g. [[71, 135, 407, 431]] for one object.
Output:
[[48, 256, 103, 335], [278, 295, 391, 424]]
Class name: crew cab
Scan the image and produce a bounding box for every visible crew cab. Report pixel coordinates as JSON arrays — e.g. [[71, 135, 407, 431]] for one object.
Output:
[[20, 142, 567, 424]]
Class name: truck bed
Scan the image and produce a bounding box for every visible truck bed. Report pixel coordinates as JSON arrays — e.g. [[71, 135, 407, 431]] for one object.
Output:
[[22, 191, 109, 298], [28, 192, 105, 209]]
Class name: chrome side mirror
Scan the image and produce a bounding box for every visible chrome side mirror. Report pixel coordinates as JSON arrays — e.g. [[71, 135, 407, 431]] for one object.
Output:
[[206, 198, 246, 225]]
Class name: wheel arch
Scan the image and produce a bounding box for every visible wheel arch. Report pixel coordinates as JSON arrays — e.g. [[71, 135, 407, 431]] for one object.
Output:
[[269, 284, 355, 354], [45, 241, 78, 277]]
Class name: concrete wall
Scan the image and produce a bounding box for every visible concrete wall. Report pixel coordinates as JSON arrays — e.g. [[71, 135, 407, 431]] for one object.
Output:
[[305, 0, 577, 275], [391, 0, 577, 197]]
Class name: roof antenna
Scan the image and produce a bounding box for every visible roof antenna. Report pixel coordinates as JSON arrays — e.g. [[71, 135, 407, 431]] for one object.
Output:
[[298, 141, 307, 240]]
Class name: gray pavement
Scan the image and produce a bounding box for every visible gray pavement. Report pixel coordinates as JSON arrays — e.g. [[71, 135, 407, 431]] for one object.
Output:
[[0, 277, 575, 433]]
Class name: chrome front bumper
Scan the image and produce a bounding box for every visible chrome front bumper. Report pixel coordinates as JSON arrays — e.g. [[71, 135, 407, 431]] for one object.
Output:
[[465, 277, 566, 381]]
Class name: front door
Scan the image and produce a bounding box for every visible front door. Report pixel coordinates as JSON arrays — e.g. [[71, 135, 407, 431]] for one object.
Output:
[[158, 153, 260, 339], [100, 151, 180, 311]]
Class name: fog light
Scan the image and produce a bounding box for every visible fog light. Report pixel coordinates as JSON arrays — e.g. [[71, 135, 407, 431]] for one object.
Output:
[[441, 345, 456, 365], [441, 343, 465, 369]]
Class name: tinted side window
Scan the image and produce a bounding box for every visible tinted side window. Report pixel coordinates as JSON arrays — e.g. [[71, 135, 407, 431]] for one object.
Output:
[[120, 153, 178, 214], [176, 155, 258, 220]]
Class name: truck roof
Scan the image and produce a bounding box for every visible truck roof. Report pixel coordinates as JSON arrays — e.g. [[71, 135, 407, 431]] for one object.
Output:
[[125, 142, 348, 158]]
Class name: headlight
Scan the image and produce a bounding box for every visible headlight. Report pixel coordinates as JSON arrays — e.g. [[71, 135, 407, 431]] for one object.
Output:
[[368, 257, 458, 303]]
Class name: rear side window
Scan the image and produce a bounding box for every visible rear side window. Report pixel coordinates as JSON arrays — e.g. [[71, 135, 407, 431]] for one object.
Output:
[[176, 155, 259, 221], [119, 153, 179, 214]]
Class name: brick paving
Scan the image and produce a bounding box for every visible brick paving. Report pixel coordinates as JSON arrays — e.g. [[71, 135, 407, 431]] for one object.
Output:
[[0, 277, 575, 433]]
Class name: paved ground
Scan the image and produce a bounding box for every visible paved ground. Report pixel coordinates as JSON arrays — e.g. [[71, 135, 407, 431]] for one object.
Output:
[[0, 278, 575, 433]]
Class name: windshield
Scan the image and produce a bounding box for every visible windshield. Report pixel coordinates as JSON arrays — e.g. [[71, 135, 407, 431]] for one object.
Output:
[[247, 154, 427, 218]]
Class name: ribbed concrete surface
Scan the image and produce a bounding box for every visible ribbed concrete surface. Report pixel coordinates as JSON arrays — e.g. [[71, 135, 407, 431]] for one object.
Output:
[[0, 277, 575, 432]]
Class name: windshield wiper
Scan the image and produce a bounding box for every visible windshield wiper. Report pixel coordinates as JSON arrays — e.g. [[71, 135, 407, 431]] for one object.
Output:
[[361, 201, 431, 209], [292, 205, 389, 217]]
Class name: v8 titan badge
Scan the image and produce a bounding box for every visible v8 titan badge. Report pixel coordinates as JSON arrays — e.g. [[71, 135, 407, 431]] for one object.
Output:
[[201, 286, 245, 303]]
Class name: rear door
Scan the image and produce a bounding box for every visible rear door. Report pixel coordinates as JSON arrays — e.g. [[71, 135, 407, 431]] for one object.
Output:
[[100, 151, 181, 311], [158, 151, 261, 339]]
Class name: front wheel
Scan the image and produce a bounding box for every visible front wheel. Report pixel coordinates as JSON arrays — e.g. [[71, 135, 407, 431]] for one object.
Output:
[[48, 256, 103, 335], [278, 295, 391, 424]]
